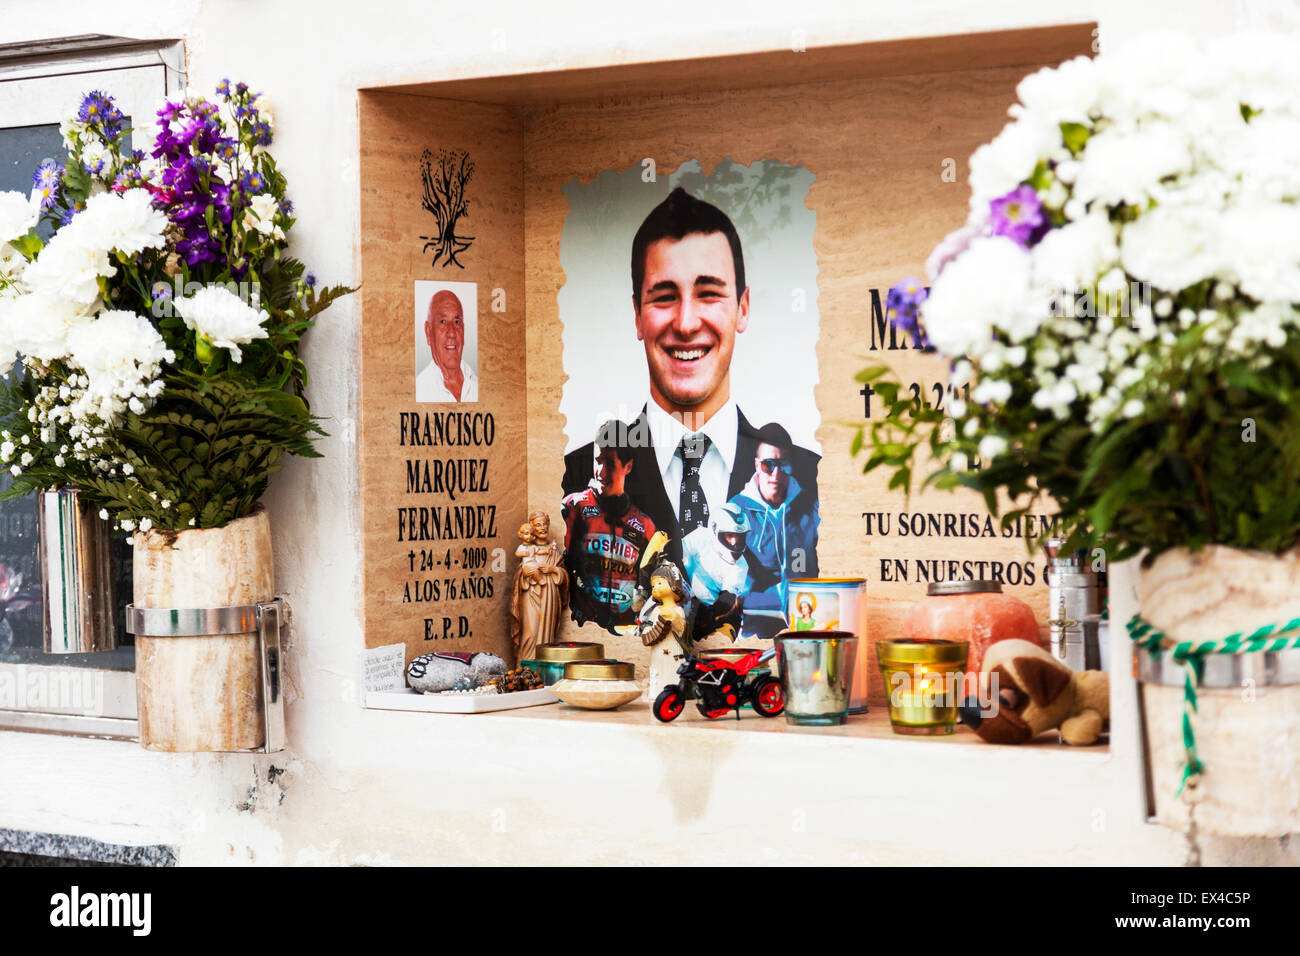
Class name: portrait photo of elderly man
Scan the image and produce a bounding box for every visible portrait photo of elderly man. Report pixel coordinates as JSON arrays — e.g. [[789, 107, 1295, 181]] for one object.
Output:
[[415, 281, 479, 403], [562, 185, 819, 633]]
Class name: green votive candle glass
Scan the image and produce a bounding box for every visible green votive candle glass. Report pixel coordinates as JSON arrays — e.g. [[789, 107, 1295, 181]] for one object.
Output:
[[521, 641, 604, 686]]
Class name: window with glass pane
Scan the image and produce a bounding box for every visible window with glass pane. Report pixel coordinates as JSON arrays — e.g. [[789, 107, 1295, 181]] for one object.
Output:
[[0, 39, 183, 726], [0, 122, 136, 670]]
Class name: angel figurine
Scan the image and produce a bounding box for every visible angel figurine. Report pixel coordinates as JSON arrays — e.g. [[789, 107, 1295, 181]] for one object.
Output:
[[509, 511, 568, 663], [635, 556, 696, 702]]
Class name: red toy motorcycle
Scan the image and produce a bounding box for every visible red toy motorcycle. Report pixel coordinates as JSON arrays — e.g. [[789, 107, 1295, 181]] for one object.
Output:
[[653, 646, 784, 722]]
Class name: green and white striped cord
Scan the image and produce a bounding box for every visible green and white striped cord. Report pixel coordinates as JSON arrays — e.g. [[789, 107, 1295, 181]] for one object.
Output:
[[1127, 613, 1300, 795]]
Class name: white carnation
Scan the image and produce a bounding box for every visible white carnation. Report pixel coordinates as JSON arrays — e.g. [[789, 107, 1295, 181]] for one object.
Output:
[[76, 189, 169, 258], [0, 244, 24, 286], [22, 190, 166, 307], [1072, 121, 1192, 207], [1208, 32, 1300, 114], [0, 190, 38, 245], [1031, 212, 1119, 292], [21, 231, 112, 306], [1145, 167, 1235, 212], [968, 119, 1057, 212], [174, 284, 270, 362], [1208, 112, 1300, 201], [1218, 199, 1300, 303], [1093, 31, 1204, 125], [1096, 35, 1240, 141], [0, 290, 95, 361], [1011, 55, 1101, 130], [1120, 204, 1226, 294], [66, 311, 172, 425], [923, 237, 1039, 356]]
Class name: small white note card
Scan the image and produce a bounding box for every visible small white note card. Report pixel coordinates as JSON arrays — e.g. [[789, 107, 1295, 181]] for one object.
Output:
[[362, 643, 407, 704]]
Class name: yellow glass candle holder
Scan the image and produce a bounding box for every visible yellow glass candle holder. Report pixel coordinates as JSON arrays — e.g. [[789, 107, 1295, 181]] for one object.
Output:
[[876, 639, 969, 735]]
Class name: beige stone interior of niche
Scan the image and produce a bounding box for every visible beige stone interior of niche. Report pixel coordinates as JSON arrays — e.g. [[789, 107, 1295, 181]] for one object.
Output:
[[359, 24, 1100, 721]]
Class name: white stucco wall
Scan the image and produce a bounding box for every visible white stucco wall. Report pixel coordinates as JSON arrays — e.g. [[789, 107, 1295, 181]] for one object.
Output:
[[3, 0, 1300, 866]]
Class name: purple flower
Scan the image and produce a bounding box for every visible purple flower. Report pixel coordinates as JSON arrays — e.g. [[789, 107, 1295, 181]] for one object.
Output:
[[113, 162, 146, 191], [216, 78, 231, 97], [304, 272, 316, 289], [31, 160, 63, 211], [78, 90, 124, 139], [102, 105, 125, 140], [77, 90, 112, 124], [886, 278, 930, 349], [60, 201, 84, 226], [282, 199, 294, 215], [989, 185, 1046, 247], [151, 101, 238, 267]]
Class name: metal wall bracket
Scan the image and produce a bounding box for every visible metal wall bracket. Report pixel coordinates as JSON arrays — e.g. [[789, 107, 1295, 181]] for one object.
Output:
[[123, 600, 287, 754]]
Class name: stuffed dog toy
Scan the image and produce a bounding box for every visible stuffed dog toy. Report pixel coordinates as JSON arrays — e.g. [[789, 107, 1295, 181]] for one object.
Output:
[[958, 639, 1109, 745]]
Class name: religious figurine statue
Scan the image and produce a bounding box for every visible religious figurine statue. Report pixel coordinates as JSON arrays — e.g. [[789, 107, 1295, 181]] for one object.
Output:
[[509, 511, 569, 663], [635, 556, 695, 702]]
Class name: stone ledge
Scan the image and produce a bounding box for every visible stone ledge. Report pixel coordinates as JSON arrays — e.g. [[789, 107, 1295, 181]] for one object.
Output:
[[364, 694, 1112, 761]]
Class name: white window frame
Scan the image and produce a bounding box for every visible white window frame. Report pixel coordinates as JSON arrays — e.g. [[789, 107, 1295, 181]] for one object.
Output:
[[0, 35, 184, 739]]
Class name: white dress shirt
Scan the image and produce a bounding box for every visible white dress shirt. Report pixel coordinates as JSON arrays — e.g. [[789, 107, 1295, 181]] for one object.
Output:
[[416, 359, 479, 403], [646, 398, 738, 523]]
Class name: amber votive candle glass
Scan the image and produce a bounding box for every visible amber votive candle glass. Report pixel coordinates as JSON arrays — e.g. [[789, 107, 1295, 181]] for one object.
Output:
[[876, 639, 969, 735]]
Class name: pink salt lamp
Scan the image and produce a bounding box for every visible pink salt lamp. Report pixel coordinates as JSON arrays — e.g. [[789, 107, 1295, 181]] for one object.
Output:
[[901, 581, 1042, 695]]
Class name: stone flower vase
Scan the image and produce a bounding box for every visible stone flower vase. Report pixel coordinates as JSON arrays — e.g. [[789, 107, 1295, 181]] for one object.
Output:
[[1136, 545, 1300, 837], [132, 507, 274, 752]]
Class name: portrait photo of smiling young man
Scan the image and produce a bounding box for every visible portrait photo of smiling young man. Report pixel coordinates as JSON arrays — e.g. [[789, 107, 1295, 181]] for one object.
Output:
[[560, 167, 820, 638]]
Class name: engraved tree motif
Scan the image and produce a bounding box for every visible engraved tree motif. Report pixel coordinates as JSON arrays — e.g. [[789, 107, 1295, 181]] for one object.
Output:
[[419, 148, 476, 269]]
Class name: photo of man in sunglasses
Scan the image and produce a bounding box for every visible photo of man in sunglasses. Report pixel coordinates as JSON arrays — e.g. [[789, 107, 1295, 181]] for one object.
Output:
[[729, 422, 820, 638]]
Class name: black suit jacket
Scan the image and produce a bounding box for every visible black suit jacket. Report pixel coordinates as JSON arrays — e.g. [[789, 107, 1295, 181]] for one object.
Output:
[[562, 405, 820, 570]]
